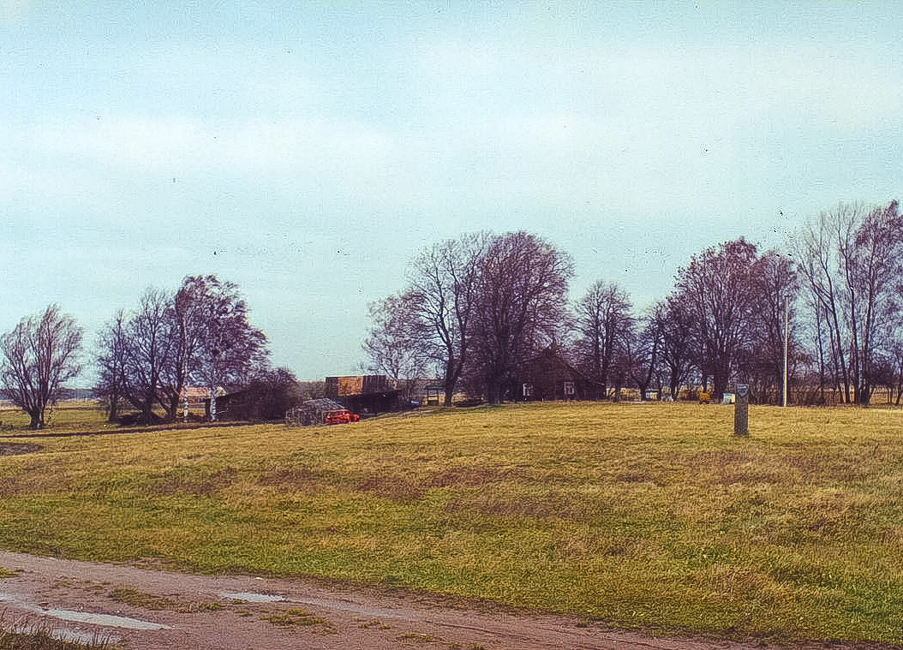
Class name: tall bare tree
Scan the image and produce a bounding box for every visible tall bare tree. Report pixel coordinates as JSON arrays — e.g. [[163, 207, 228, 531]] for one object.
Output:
[[94, 309, 129, 422], [627, 308, 662, 401], [160, 277, 209, 420], [408, 233, 488, 405], [673, 238, 761, 401], [793, 201, 903, 404], [0, 304, 83, 429], [793, 206, 854, 401], [470, 232, 573, 403], [573, 280, 633, 399], [122, 288, 175, 424], [847, 201, 903, 403], [743, 249, 798, 403], [180, 275, 268, 421], [654, 296, 696, 400], [363, 290, 431, 397]]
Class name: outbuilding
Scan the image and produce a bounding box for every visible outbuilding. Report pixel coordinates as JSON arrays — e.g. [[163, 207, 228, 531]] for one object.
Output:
[[325, 375, 402, 415], [516, 347, 599, 401]]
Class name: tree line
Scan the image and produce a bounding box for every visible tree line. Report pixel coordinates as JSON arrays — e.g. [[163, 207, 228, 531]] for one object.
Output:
[[364, 200, 903, 407], [2, 200, 900, 429], [0, 275, 290, 429]]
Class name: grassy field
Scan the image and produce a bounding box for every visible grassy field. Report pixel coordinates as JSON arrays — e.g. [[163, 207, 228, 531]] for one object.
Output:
[[0, 401, 901, 645]]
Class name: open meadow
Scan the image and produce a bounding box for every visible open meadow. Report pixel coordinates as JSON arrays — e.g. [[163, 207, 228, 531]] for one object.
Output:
[[0, 401, 901, 646]]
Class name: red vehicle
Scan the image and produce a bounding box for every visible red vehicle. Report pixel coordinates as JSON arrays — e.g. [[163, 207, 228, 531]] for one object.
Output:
[[325, 409, 360, 425]]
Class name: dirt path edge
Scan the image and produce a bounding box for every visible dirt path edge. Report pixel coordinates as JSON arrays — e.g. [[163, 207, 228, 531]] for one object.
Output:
[[0, 550, 867, 650]]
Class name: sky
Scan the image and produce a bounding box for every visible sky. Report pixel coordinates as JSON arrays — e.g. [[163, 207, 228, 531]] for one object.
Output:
[[1, 2, 902, 382]]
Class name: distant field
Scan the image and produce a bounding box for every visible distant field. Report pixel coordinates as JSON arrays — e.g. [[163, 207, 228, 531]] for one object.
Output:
[[0, 401, 108, 430], [0, 401, 901, 645]]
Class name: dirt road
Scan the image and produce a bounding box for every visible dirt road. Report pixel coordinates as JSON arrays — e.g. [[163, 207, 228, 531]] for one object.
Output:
[[0, 549, 786, 649]]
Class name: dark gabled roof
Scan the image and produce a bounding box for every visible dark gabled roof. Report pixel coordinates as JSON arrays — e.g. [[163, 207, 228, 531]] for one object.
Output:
[[521, 346, 592, 381]]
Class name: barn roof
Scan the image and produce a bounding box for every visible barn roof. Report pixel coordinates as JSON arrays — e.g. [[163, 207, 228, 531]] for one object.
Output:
[[325, 375, 393, 397]]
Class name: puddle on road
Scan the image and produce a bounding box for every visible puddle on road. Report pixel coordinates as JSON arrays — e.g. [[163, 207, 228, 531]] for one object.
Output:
[[0, 592, 171, 630], [218, 591, 407, 620], [219, 591, 285, 603], [42, 608, 171, 630]]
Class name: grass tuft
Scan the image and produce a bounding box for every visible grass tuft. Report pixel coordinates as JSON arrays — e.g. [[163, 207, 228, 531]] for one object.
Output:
[[109, 586, 222, 613], [0, 620, 114, 649], [261, 608, 335, 633]]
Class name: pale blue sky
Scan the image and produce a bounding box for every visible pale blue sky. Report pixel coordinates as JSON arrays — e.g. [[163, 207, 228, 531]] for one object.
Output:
[[1, 2, 901, 380]]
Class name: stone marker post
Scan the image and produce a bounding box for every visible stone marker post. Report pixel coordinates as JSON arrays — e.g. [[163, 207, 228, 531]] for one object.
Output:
[[734, 383, 749, 437]]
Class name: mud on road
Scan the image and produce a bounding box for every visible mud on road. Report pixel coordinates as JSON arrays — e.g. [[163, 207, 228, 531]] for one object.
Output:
[[0, 550, 805, 650]]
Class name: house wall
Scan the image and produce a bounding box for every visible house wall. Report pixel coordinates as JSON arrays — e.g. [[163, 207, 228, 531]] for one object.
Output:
[[518, 351, 596, 401]]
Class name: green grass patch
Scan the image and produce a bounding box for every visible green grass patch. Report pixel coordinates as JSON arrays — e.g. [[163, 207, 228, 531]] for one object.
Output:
[[0, 402, 901, 644], [109, 586, 222, 613], [0, 623, 113, 649], [261, 608, 335, 633]]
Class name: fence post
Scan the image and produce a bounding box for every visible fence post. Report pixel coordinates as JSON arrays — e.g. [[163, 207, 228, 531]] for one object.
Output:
[[734, 383, 749, 437]]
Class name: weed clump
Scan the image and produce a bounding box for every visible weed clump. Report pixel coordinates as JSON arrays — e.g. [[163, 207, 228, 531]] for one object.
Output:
[[261, 608, 335, 634]]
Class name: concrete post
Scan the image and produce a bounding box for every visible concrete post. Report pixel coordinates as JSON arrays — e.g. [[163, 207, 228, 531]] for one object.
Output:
[[734, 383, 749, 436]]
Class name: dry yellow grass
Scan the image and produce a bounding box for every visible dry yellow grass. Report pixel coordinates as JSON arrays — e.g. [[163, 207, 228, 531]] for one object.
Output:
[[0, 401, 901, 645]]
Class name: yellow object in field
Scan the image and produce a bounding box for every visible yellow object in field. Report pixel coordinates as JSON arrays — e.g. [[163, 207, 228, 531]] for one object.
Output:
[[698, 391, 712, 404]]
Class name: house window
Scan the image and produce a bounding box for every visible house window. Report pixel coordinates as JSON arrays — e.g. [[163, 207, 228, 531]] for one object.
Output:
[[564, 381, 575, 396]]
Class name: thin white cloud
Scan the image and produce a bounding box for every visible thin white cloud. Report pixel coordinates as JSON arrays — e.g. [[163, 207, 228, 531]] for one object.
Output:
[[0, 0, 28, 22], [25, 115, 399, 179]]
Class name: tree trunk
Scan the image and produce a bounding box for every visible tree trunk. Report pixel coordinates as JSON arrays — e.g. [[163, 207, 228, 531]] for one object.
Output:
[[29, 414, 43, 430], [209, 388, 218, 422], [442, 360, 460, 407], [106, 396, 120, 424], [712, 368, 729, 404], [669, 375, 680, 402], [166, 395, 180, 422]]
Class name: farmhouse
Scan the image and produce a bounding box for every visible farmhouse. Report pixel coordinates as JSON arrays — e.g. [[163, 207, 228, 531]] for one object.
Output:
[[516, 347, 599, 401], [325, 375, 402, 414]]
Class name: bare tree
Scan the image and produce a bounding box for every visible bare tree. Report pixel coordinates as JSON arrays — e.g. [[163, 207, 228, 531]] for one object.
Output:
[[160, 277, 209, 421], [793, 201, 903, 404], [673, 238, 761, 402], [94, 309, 129, 422], [743, 249, 798, 404], [793, 206, 855, 402], [0, 304, 83, 429], [627, 308, 662, 401], [847, 201, 903, 403], [572, 280, 633, 399], [654, 296, 696, 400], [121, 288, 175, 424], [470, 232, 573, 403], [408, 233, 488, 406], [180, 275, 268, 421], [363, 291, 431, 398]]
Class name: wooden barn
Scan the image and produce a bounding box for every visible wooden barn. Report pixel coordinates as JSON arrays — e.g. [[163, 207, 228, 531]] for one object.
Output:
[[325, 375, 402, 415], [516, 348, 598, 401], [204, 389, 248, 421]]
